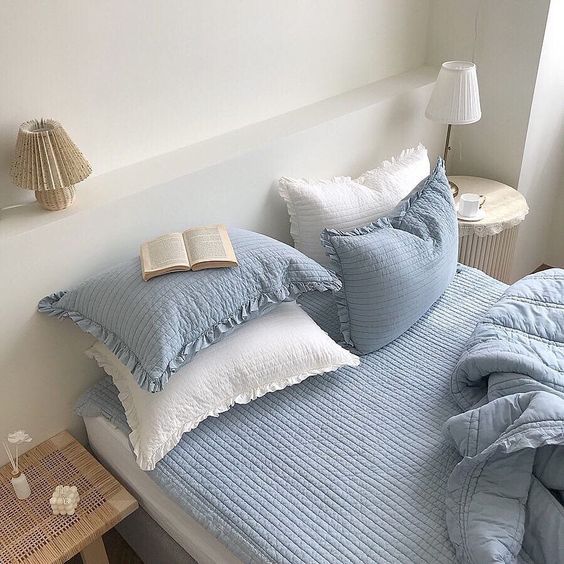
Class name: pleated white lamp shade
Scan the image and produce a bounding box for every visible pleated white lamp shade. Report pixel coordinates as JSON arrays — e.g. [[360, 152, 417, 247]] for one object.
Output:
[[10, 119, 91, 211], [425, 61, 481, 125]]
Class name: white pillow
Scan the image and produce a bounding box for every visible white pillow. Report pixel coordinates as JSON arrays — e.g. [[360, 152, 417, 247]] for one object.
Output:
[[278, 144, 430, 266], [86, 302, 359, 470]]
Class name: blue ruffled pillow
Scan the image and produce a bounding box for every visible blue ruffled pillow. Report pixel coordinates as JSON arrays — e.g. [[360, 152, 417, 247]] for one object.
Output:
[[39, 228, 340, 392], [320, 159, 457, 354]]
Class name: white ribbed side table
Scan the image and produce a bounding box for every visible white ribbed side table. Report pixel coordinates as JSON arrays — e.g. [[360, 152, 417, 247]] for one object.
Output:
[[452, 176, 529, 283]]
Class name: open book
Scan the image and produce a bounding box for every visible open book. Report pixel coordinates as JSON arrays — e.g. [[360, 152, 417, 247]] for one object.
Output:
[[141, 224, 238, 281]]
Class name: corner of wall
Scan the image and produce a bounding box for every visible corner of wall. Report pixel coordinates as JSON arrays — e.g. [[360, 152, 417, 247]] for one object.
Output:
[[512, 0, 564, 278]]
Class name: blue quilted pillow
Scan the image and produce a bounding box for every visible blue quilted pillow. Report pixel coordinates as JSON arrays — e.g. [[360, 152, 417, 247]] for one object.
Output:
[[320, 159, 457, 354], [39, 228, 340, 392]]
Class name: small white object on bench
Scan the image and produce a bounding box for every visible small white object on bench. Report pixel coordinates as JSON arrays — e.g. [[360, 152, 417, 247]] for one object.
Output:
[[50, 485, 80, 515]]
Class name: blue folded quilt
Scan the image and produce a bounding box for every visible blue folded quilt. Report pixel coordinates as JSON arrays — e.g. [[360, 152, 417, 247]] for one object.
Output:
[[447, 269, 564, 563]]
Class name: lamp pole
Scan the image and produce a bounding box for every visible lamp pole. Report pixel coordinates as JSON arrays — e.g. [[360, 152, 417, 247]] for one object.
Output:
[[443, 123, 452, 163], [443, 124, 459, 197]]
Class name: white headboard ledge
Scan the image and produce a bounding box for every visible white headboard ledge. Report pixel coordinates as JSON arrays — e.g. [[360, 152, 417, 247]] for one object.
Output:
[[0, 65, 443, 462]]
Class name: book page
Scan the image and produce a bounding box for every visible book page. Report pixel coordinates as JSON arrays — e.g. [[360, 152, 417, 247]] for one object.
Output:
[[142, 233, 190, 271], [183, 225, 236, 265]]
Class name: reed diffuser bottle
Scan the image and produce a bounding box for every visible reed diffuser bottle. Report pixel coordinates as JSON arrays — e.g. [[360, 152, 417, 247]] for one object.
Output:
[[10, 470, 31, 500], [4, 430, 32, 500]]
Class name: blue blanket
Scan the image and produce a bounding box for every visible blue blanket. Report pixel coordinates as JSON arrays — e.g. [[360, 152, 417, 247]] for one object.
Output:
[[78, 266, 506, 563], [447, 269, 564, 563]]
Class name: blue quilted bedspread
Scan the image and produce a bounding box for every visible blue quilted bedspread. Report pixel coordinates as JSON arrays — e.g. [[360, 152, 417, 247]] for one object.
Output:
[[77, 266, 506, 563]]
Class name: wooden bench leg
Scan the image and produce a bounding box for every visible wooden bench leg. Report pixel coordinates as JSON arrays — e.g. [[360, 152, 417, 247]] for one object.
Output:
[[80, 537, 109, 564]]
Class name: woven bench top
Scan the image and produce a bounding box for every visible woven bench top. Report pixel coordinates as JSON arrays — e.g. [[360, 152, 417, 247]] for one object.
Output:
[[0, 431, 137, 564]]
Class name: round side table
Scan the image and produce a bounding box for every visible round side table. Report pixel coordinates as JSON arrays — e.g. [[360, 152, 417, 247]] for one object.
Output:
[[451, 176, 529, 283]]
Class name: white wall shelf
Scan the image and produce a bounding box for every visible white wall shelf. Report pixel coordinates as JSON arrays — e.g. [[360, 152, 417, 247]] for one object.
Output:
[[0, 66, 437, 241]]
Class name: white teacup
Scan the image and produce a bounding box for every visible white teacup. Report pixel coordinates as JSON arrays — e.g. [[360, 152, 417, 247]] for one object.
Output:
[[459, 193, 482, 218]]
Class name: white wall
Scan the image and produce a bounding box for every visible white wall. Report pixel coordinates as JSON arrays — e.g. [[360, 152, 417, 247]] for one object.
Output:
[[0, 0, 430, 208], [521, 0, 564, 273], [426, 0, 550, 189], [1, 0, 560, 465], [0, 71, 444, 465], [427, 0, 564, 278], [0, 0, 438, 464]]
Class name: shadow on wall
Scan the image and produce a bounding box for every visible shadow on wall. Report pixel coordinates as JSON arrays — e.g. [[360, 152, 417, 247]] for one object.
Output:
[[547, 118, 564, 267], [513, 79, 564, 273], [2, 309, 100, 457]]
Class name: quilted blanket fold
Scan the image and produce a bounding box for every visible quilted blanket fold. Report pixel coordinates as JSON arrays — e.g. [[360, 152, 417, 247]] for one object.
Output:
[[447, 269, 564, 564]]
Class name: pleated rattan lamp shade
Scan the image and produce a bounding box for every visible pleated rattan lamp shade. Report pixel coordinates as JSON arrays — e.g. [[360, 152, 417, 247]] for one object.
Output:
[[10, 119, 91, 211]]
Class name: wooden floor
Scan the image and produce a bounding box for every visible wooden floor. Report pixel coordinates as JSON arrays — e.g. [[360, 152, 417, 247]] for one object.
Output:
[[69, 529, 143, 564]]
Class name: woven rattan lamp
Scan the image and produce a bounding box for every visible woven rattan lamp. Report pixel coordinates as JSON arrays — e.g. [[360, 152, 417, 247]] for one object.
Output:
[[10, 119, 91, 211]]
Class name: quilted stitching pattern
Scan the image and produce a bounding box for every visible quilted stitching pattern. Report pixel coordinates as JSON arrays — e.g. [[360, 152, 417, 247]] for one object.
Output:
[[297, 290, 341, 341], [87, 303, 359, 471], [278, 146, 430, 267], [321, 159, 458, 354], [77, 266, 506, 564], [445, 271, 564, 562], [38, 229, 339, 392]]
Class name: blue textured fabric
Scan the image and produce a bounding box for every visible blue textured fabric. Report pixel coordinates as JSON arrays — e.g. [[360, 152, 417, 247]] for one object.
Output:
[[297, 290, 341, 341], [447, 269, 564, 564], [39, 229, 339, 392], [451, 269, 564, 410], [77, 266, 506, 564], [320, 159, 458, 354]]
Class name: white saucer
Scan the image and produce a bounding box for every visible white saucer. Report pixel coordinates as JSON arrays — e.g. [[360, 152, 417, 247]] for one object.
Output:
[[455, 204, 485, 222]]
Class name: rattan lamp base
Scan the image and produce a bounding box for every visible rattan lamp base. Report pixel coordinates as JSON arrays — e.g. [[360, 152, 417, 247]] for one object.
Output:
[[35, 186, 75, 211]]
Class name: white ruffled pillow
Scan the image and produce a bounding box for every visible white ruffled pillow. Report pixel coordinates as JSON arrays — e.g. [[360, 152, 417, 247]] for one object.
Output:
[[279, 145, 430, 266], [86, 302, 359, 470]]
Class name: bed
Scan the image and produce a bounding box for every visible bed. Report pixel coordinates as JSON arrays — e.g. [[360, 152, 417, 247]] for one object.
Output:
[[77, 265, 507, 563]]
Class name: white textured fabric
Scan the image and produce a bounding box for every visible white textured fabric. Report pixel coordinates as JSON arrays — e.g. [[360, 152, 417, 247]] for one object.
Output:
[[86, 302, 359, 470], [458, 213, 528, 237], [279, 145, 430, 266], [355, 144, 431, 194], [425, 61, 481, 125]]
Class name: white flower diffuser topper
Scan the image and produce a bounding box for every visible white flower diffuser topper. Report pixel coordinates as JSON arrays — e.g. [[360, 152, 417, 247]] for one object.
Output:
[[3, 430, 32, 500], [50, 485, 80, 515]]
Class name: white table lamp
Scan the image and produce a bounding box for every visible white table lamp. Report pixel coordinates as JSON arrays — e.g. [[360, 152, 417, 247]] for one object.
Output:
[[426, 61, 481, 196]]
